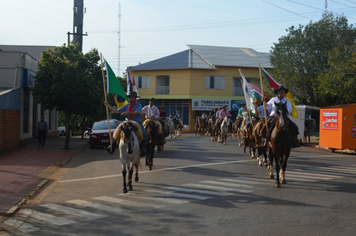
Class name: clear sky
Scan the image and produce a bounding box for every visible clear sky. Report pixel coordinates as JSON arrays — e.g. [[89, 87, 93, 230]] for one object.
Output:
[[1, 0, 356, 76]]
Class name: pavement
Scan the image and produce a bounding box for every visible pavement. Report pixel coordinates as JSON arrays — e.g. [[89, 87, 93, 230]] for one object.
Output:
[[0, 134, 352, 217], [0, 136, 88, 215]]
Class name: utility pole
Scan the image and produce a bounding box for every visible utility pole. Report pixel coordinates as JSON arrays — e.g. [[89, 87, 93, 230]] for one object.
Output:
[[68, 0, 88, 51], [118, 2, 121, 76]]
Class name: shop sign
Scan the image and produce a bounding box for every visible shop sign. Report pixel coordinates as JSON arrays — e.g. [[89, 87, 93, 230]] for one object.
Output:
[[192, 99, 230, 111], [23, 69, 36, 88], [231, 100, 246, 111], [321, 110, 338, 130], [352, 127, 356, 138]]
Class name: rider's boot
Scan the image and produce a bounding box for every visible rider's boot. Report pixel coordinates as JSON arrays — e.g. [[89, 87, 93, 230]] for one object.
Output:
[[105, 139, 117, 154]]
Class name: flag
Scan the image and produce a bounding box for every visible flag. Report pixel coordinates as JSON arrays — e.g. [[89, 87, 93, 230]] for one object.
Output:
[[104, 59, 129, 108], [260, 66, 298, 118], [248, 83, 269, 99], [127, 70, 139, 96], [239, 69, 255, 113]]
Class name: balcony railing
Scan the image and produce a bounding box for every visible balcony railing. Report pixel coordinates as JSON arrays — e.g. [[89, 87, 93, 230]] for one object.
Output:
[[156, 86, 170, 95], [233, 87, 244, 96]]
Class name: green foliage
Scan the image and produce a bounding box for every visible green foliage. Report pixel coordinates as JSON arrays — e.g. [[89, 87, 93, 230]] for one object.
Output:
[[270, 13, 356, 106], [32, 44, 106, 147], [318, 45, 356, 104]]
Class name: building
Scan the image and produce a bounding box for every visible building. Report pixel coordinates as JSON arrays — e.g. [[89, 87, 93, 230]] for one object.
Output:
[[129, 44, 273, 132], [0, 45, 58, 152]]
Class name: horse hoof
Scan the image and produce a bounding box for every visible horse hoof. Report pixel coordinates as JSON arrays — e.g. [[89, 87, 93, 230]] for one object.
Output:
[[123, 188, 128, 193], [135, 176, 139, 182], [270, 174, 274, 179], [281, 179, 286, 184], [129, 186, 133, 191], [275, 183, 281, 188]]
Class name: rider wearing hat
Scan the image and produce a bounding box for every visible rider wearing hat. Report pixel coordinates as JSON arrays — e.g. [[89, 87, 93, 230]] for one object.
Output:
[[237, 101, 246, 117], [263, 86, 300, 148], [104, 91, 148, 156], [142, 97, 160, 119], [158, 106, 167, 118]]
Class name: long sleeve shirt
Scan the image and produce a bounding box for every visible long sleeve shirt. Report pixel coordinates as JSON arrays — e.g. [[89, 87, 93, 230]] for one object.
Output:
[[219, 109, 231, 119], [265, 96, 292, 117], [142, 105, 160, 119], [37, 121, 48, 131], [118, 102, 143, 123]]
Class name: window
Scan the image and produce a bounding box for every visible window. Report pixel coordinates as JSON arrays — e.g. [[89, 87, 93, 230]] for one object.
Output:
[[233, 77, 250, 96], [156, 76, 170, 95], [205, 76, 225, 89], [134, 76, 150, 89]]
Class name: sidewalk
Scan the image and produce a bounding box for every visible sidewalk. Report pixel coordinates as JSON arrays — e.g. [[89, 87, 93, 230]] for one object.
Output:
[[0, 136, 88, 215]]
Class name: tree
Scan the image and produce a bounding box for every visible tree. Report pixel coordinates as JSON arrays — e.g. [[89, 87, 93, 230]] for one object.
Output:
[[318, 44, 356, 104], [270, 13, 356, 106], [32, 44, 104, 149]]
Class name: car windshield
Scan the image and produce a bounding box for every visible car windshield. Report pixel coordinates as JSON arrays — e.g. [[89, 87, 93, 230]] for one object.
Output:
[[92, 121, 117, 130]]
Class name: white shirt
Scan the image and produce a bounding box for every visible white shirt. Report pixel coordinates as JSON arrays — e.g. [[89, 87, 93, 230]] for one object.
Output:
[[142, 105, 160, 119], [265, 97, 292, 117]]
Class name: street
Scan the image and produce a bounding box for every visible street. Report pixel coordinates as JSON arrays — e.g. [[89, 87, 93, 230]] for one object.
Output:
[[1, 133, 356, 236]]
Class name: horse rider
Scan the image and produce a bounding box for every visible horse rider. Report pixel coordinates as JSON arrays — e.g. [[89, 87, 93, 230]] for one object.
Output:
[[170, 110, 180, 127], [201, 112, 208, 119], [263, 86, 301, 148], [237, 101, 246, 117], [104, 91, 148, 156], [215, 105, 231, 130], [142, 97, 160, 120], [159, 106, 167, 118], [175, 110, 184, 128], [254, 97, 271, 121]]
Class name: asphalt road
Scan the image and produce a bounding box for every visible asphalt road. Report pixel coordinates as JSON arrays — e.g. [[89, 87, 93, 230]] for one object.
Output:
[[1, 133, 356, 236]]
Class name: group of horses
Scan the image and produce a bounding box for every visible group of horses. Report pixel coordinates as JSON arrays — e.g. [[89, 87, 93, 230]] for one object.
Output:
[[111, 117, 184, 193], [195, 102, 294, 188]]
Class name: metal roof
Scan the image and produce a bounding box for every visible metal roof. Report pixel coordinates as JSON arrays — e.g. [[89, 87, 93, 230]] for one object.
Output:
[[129, 44, 272, 71]]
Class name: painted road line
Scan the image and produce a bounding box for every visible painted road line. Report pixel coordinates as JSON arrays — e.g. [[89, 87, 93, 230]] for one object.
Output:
[[144, 189, 212, 200], [92, 196, 165, 209], [4, 219, 39, 233], [66, 200, 126, 214], [164, 186, 231, 196], [290, 170, 343, 178], [126, 195, 190, 204], [284, 173, 331, 180], [201, 180, 255, 189], [183, 183, 253, 193], [20, 209, 76, 226], [221, 178, 272, 186], [39, 203, 106, 220]]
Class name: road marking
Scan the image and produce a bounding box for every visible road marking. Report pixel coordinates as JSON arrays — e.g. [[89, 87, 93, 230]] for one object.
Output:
[[4, 219, 40, 233], [164, 186, 231, 196], [126, 195, 190, 204], [39, 203, 106, 220], [220, 178, 272, 186], [201, 180, 255, 189], [58, 160, 251, 183], [183, 183, 253, 193], [92, 196, 165, 208], [19, 209, 76, 226], [144, 189, 212, 200], [66, 200, 126, 214], [290, 170, 342, 179]]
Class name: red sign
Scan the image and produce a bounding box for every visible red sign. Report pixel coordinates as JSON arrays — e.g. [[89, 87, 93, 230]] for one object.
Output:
[[352, 127, 356, 138], [321, 110, 338, 130]]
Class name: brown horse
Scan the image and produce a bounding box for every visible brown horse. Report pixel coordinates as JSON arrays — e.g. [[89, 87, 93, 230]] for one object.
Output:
[[253, 119, 269, 167], [195, 116, 208, 136], [143, 119, 162, 170], [268, 102, 293, 187], [231, 116, 243, 144]]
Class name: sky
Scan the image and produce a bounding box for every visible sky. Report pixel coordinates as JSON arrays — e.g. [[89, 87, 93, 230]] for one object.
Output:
[[1, 0, 356, 76]]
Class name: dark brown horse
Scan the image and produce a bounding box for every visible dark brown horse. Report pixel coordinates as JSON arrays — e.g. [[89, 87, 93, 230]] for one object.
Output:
[[253, 119, 269, 167], [268, 102, 293, 187], [143, 119, 162, 170], [195, 116, 208, 136]]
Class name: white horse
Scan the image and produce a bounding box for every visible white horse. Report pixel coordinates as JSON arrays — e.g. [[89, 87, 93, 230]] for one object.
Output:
[[166, 118, 176, 139], [113, 121, 143, 193], [220, 115, 231, 145], [167, 117, 182, 138]]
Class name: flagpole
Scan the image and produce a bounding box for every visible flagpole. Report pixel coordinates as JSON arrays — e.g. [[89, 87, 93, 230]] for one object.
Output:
[[100, 53, 113, 151], [238, 68, 255, 130], [258, 63, 268, 132]]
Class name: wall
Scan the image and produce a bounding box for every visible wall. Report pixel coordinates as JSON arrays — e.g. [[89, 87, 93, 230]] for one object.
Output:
[[0, 109, 20, 153]]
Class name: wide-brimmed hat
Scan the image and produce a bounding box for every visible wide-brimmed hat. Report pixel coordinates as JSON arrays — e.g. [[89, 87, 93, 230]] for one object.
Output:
[[274, 86, 289, 95], [127, 91, 138, 97], [241, 101, 246, 105], [148, 97, 156, 103], [254, 97, 261, 103], [158, 106, 164, 110]]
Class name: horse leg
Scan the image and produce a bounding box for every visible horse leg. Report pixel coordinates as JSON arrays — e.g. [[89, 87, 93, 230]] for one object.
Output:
[[280, 154, 289, 184], [127, 162, 134, 191], [148, 145, 154, 170], [275, 154, 281, 188], [121, 159, 128, 193], [134, 162, 139, 182], [268, 148, 274, 178]]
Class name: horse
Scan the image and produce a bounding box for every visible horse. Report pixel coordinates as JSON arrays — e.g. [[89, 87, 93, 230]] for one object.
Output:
[[220, 116, 231, 145], [195, 116, 208, 136], [166, 117, 175, 139], [242, 119, 257, 158], [231, 116, 243, 143], [112, 121, 143, 193], [157, 118, 168, 152], [168, 117, 183, 137], [143, 119, 163, 170], [268, 101, 294, 187], [253, 119, 269, 167], [208, 115, 216, 137]]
